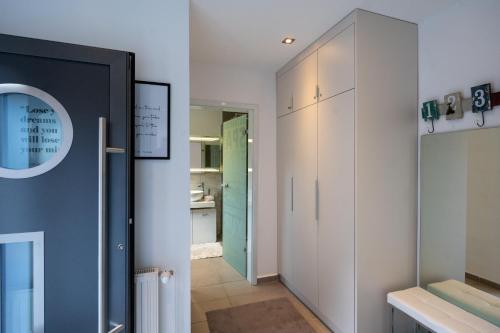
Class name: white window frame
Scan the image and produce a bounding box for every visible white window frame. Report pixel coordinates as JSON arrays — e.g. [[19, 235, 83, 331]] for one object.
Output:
[[0, 231, 44, 333]]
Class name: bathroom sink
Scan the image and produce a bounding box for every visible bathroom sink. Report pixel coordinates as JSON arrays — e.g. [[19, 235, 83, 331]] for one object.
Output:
[[190, 190, 204, 202]]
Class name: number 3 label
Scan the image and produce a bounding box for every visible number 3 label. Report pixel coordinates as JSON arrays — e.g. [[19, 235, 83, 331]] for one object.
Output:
[[471, 83, 492, 113]]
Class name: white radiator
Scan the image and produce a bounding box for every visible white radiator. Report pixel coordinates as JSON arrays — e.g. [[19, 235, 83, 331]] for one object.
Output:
[[135, 268, 175, 333]]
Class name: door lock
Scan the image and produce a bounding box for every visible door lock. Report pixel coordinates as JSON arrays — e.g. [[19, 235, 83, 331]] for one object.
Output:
[[117, 244, 125, 251]]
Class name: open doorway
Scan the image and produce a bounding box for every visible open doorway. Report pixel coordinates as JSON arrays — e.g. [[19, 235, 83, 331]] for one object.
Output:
[[189, 101, 256, 284]]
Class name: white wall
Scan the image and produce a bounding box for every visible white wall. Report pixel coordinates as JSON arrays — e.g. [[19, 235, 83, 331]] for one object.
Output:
[[419, 0, 500, 135], [418, 0, 500, 287], [0, 1, 191, 332], [190, 61, 278, 277], [190, 108, 222, 137]]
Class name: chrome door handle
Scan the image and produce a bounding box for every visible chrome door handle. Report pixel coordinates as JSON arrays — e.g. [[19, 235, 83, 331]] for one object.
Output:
[[99, 117, 126, 333], [108, 322, 125, 333], [98, 117, 107, 333]]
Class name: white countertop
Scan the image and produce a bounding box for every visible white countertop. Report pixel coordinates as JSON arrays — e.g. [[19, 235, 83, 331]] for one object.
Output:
[[190, 201, 215, 209]]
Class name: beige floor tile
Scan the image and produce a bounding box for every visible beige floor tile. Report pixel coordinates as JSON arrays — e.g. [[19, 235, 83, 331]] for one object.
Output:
[[223, 279, 259, 296], [217, 265, 245, 283], [209, 256, 226, 266], [191, 258, 330, 332], [228, 288, 286, 307], [192, 258, 218, 270], [257, 281, 287, 293], [191, 302, 206, 324], [198, 297, 232, 314], [191, 270, 222, 288], [308, 318, 333, 333], [192, 284, 227, 303], [191, 321, 210, 333]]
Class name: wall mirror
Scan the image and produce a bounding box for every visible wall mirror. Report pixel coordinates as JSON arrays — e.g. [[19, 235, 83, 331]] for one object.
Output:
[[189, 140, 221, 171], [203, 142, 221, 169], [420, 127, 500, 327]]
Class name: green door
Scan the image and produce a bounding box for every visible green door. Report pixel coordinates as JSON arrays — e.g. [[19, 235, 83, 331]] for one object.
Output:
[[222, 115, 248, 277]]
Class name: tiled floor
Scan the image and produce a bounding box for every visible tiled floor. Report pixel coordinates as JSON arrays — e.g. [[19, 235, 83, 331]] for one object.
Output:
[[191, 257, 331, 333]]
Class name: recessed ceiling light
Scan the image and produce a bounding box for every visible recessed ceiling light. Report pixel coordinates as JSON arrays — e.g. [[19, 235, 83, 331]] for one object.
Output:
[[282, 37, 295, 45]]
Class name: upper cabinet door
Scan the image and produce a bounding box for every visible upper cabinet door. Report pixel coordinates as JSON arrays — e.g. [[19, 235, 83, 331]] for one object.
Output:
[[292, 51, 318, 111], [277, 69, 294, 117], [318, 24, 355, 101]]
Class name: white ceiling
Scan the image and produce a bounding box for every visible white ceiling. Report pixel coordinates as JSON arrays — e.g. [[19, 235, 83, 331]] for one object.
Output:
[[190, 0, 457, 71]]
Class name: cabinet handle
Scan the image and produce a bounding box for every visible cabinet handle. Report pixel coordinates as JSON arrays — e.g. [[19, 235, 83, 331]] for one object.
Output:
[[315, 179, 319, 222], [291, 177, 294, 213]]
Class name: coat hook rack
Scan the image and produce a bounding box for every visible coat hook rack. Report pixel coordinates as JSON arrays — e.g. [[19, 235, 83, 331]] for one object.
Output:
[[422, 83, 500, 133]]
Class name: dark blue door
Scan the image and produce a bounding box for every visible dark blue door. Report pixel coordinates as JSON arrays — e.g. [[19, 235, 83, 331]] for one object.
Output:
[[0, 34, 133, 333]]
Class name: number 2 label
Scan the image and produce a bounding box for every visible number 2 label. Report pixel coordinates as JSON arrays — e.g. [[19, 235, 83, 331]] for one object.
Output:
[[444, 92, 463, 120]]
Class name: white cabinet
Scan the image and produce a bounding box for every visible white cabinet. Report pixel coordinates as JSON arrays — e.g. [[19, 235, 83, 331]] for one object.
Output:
[[291, 51, 317, 112], [318, 90, 355, 333], [192, 208, 216, 244], [276, 9, 417, 333], [277, 112, 295, 285], [318, 24, 355, 100], [277, 68, 294, 117], [278, 104, 318, 308], [289, 104, 318, 306]]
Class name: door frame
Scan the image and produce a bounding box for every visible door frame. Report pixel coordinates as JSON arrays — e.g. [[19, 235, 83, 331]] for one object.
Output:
[[190, 99, 259, 285], [0, 33, 135, 332]]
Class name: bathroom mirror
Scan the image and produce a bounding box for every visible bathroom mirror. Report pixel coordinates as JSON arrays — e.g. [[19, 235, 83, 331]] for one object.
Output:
[[420, 127, 500, 327], [203, 142, 221, 169]]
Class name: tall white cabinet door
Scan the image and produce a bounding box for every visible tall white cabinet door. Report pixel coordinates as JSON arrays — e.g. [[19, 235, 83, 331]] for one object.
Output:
[[290, 104, 318, 306], [292, 51, 318, 112], [318, 24, 354, 101], [318, 90, 355, 333], [277, 69, 294, 117], [277, 114, 295, 285]]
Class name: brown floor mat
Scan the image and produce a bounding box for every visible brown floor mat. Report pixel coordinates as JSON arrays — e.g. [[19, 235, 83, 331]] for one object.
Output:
[[206, 297, 316, 333]]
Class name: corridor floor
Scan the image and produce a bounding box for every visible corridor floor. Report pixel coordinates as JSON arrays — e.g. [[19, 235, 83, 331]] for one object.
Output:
[[191, 257, 331, 332]]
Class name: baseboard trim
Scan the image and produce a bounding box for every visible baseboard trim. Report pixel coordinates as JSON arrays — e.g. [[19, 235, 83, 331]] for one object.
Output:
[[466, 272, 500, 290], [256, 274, 279, 284]]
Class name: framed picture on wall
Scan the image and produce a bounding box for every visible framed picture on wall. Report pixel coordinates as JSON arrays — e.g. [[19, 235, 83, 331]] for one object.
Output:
[[134, 81, 171, 159]]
